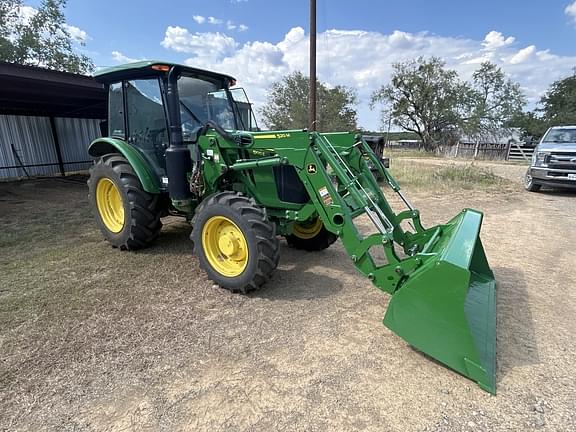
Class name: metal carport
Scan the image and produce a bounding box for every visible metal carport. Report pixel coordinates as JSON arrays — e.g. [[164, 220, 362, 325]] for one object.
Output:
[[0, 62, 106, 179]]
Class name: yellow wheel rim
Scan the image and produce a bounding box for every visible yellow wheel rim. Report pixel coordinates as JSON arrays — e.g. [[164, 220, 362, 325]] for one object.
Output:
[[96, 178, 125, 233], [292, 218, 323, 239], [202, 216, 249, 277]]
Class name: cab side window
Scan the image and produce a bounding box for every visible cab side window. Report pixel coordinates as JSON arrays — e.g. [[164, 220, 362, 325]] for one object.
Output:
[[108, 82, 125, 138], [125, 79, 168, 151]]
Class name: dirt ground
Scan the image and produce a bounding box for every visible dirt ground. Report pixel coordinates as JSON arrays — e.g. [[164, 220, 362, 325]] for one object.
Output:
[[1, 160, 575, 432]]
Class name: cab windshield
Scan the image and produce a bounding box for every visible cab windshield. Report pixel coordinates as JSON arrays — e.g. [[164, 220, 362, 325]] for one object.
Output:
[[177, 75, 236, 135], [542, 128, 576, 144]]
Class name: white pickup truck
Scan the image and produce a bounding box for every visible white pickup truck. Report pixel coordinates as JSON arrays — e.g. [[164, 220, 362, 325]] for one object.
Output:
[[524, 126, 576, 191]]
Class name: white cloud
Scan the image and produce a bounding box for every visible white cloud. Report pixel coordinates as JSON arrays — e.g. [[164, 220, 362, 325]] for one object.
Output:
[[482, 31, 515, 50], [207, 16, 223, 25], [111, 51, 141, 63], [16, 5, 36, 24], [161, 26, 237, 60], [226, 20, 248, 32], [508, 45, 536, 64], [565, 1, 576, 23], [191, 15, 247, 32], [161, 26, 576, 130], [192, 15, 205, 24], [65, 25, 89, 43]]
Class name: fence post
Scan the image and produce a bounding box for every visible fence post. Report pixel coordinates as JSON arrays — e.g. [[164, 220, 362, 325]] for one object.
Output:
[[505, 140, 512, 161], [455, 141, 460, 157]]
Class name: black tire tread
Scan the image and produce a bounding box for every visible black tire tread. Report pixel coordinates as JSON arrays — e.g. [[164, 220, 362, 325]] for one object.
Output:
[[285, 222, 337, 252], [88, 153, 162, 250], [524, 171, 542, 192]]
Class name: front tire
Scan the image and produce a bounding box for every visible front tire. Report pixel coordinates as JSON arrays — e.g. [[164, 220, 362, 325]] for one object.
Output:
[[524, 171, 541, 192], [285, 218, 337, 251], [192, 192, 279, 293], [88, 153, 162, 250]]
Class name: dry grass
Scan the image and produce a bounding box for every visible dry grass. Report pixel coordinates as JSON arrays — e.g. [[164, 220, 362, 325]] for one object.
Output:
[[388, 159, 514, 192], [385, 148, 435, 159], [384, 147, 532, 166]]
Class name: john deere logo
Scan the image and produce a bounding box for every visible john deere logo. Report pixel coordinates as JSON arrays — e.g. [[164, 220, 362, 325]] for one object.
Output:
[[307, 164, 317, 174]]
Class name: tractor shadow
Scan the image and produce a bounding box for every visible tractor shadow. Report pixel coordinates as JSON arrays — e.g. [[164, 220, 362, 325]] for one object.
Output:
[[139, 219, 193, 255], [141, 218, 345, 301], [494, 266, 540, 381], [252, 243, 345, 301]]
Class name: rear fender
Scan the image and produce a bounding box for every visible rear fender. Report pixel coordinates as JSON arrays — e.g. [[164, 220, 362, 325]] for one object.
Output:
[[88, 137, 161, 194]]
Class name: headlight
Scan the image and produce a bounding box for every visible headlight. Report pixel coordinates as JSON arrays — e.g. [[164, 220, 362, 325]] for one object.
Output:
[[534, 152, 549, 167]]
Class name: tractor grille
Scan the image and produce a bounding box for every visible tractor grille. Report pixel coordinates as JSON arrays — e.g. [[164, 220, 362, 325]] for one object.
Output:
[[548, 152, 576, 171]]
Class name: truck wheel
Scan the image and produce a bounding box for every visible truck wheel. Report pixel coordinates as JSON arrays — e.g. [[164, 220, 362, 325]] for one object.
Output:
[[524, 172, 541, 192], [285, 218, 337, 251], [192, 192, 279, 294], [88, 153, 162, 250]]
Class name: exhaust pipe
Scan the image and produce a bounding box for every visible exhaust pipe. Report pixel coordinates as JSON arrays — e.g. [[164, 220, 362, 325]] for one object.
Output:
[[165, 66, 192, 200]]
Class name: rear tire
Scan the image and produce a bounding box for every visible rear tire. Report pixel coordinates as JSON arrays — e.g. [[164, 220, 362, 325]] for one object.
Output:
[[524, 171, 541, 192], [192, 192, 279, 294], [88, 153, 162, 250], [285, 218, 337, 251]]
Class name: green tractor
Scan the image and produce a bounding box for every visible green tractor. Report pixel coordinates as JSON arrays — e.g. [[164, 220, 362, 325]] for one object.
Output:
[[88, 61, 497, 394]]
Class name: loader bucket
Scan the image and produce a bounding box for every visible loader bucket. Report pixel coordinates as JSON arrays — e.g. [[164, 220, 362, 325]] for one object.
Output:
[[383, 209, 496, 394]]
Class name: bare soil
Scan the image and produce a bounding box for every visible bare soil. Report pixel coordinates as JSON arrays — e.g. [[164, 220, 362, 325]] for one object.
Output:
[[1, 162, 575, 432]]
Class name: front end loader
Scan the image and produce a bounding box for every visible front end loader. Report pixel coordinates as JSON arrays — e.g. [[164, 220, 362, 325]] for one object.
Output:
[[88, 61, 496, 394]]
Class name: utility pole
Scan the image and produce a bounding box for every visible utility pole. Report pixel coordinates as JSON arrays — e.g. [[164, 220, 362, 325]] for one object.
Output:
[[309, 0, 317, 131]]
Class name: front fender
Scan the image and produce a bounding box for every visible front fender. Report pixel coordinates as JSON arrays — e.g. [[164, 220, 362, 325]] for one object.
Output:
[[88, 137, 161, 194]]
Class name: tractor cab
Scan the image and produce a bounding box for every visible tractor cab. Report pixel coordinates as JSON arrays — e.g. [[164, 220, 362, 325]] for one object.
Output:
[[93, 61, 257, 180]]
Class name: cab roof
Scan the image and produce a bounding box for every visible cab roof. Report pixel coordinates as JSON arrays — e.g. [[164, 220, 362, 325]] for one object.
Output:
[[92, 60, 236, 85]]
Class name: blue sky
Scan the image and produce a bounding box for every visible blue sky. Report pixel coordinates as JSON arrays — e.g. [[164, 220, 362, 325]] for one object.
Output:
[[24, 0, 576, 130]]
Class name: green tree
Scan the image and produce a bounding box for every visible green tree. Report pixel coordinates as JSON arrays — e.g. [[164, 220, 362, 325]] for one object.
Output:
[[370, 57, 471, 151], [509, 71, 576, 142], [540, 70, 576, 125], [466, 62, 525, 140], [260, 71, 358, 132], [508, 111, 548, 143], [371, 58, 525, 151], [0, 0, 93, 74]]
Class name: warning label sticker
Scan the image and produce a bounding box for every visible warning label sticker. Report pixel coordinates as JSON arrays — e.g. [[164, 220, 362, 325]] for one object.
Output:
[[318, 186, 333, 205]]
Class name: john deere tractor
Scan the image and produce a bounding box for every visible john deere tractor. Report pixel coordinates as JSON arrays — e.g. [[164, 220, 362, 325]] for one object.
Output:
[[88, 61, 497, 394]]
